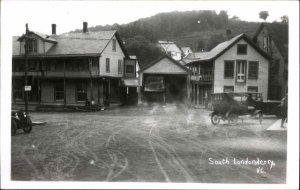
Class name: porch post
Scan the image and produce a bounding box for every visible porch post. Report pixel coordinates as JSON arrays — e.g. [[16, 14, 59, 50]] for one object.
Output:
[[196, 84, 200, 106], [108, 78, 110, 105], [89, 58, 93, 105], [191, 83, 194, 104], [186, 75, 190, 104], [63, 59, 66, 107], [38, 78, 41, 104]]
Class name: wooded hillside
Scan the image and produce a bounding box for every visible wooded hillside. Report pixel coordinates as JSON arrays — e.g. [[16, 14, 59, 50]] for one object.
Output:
[[72, 10, 264, 67]]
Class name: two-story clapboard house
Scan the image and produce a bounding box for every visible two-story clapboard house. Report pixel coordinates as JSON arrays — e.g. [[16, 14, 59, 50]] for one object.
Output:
[[185, 33, 270, 106], [253, 22, 288, 100], [12, 22, 130, 110]]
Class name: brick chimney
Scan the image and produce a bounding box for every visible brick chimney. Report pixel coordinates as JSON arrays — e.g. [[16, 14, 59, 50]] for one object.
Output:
[[52, 24, 56, 35], [83, 22, 88, 33], [226, 29, 232, 40]]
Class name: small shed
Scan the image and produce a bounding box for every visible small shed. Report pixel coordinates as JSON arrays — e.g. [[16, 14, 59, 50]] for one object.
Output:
[[139, 55, 191, 103]]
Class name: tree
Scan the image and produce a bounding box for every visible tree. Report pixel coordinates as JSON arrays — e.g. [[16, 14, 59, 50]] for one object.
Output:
[[280, 15, 289, 23], [196, 40, 206, 51], [230, 15, 240, 21], [259, 11, 269, 21], [124, 35, 164, 67], [207, 34, 226, 50]]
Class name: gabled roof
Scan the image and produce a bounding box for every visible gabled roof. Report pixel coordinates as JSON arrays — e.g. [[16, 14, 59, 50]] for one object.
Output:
[[253, 22, 288, 58], [185, 52, 209, 59], [18, 31, 57, 43], [186, 33, 270, 66], [158, 41, 182, 53], [139, 55, 191, 73], [13, 30, 128, 57]]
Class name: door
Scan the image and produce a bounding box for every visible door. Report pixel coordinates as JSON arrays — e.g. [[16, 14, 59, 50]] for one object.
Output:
[[236, 60, 247, 83]]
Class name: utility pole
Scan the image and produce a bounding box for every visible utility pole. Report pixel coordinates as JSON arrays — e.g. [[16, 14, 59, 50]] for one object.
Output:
[[23, 23, 36, 114], [24, 24, 29, 114]]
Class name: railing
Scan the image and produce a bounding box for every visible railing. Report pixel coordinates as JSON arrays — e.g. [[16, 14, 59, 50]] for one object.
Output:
[[190, 70, 213, 82]]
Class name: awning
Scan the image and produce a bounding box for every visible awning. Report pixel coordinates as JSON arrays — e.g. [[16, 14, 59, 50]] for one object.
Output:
[[122, 78, 141, 87]]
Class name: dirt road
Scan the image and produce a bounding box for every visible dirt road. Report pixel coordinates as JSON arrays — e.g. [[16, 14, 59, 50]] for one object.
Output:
[[11, 104, 287, 183]]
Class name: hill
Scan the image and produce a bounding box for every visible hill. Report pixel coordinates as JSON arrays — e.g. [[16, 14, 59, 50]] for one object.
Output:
[[72, 10, 262, 67]]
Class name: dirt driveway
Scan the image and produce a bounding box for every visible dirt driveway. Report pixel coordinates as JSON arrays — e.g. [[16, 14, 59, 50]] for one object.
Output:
[[11, 104, 287, 183]]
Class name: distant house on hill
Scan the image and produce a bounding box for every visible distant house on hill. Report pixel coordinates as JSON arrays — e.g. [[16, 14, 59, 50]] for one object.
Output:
[[12, 22, 140, 110], [185, 33, 270, 106], [158, 41, 182, 61], [253, 22, 288, 100], [181, 47, 193, 58]]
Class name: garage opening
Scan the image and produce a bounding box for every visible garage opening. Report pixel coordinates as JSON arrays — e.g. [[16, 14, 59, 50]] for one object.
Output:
[[143, 74, 187, 103]]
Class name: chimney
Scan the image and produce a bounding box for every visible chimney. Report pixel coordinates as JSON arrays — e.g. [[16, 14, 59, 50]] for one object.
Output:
[[226, 29, 232, 40], [52, 24, 56, 35], [83, 22, 88, 33]]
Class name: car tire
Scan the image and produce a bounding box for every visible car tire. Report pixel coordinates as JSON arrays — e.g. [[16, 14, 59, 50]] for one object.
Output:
[[11, 119, 17, 136], [228, 113, 238, 126], [211, 113, 220, 125], [23, 117, 32, 133]]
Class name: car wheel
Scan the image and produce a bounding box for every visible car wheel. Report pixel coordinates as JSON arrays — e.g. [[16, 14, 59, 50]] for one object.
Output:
[[228, 113, 238, 126], [11, 119, 17, 136], [23, 117, 32, 133], [211, 113, 220, 125]]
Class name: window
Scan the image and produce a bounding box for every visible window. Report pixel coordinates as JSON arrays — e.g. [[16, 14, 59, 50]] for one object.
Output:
[[118, 59, 122, 74], [237, 44, 247, 55], [126, 65, 134, 73], [236, 60, 247, 83], [28, 60, 36, 71], [224, 60, 234, 78], [55, 81, 64, 101], [224, 86, 234, 92], [14, 79, 24, 100], [76, 82, 87, 102], [13, 60, 25, 72], [78, 59, 89, 71], [248, 61, 259, 79], [27, 40, 38, 53], [112, 39, 116, 51], [248, 86, 258, 92], [106, 58, 110, 73]]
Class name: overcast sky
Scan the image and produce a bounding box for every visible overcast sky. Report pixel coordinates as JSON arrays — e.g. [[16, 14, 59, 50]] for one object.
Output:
[[1, 1, 296, 36]]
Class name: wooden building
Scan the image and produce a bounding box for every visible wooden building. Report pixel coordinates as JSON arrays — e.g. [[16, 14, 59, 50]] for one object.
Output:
[[12, 23, 133, 110], [253, 22, 288, 100], [139, 55, 191, 104], [185, 34, 270, 106]]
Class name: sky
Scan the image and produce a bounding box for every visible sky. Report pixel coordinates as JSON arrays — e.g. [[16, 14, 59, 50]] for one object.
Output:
[[1, 0, 295, 36]]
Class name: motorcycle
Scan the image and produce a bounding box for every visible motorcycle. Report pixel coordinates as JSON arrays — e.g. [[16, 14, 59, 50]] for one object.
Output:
[[11, 110, 32, 136]]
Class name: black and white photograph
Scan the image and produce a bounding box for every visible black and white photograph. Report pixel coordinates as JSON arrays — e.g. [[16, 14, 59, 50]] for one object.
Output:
[[1, 0, 299, 189]]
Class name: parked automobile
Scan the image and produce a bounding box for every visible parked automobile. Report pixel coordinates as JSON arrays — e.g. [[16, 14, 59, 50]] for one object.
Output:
[[210, 92, 263, 126], [11, 110, 32, 136]]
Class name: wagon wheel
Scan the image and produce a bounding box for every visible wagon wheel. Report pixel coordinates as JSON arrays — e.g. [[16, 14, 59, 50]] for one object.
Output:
[[23, 117, 32, 133], [211, 113, 220, 125], [228, 113, 238, 126], [11, 119, 17, 136]]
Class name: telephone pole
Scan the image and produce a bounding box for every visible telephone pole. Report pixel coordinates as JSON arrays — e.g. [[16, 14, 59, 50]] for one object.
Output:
[[23, 23, 35, 114]]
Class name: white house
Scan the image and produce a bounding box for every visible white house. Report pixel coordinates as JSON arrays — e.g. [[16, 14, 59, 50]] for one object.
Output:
[[158, 41, 182, 61], [185, 33, 270, 106]]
